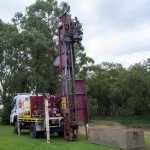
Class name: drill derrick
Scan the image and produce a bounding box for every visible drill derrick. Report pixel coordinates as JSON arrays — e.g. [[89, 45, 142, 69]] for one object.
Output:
[[58, 6, 87, 141]]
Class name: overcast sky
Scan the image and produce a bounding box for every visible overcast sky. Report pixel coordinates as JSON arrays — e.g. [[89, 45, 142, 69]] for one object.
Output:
[[0, 0, 150, 67]]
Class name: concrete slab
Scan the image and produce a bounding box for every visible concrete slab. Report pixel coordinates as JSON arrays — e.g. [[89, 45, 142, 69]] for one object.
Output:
[[88, 128, 145, 149]]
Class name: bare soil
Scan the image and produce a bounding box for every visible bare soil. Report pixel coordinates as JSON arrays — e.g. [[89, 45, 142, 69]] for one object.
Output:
[[89, 120, 125, 129], [79, 120, 150, 149], [79, 120, 125, 136]]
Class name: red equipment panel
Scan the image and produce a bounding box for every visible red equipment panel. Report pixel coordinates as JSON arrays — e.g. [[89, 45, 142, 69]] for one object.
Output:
[[30, 95, 45, 118], [30, 95, 61, 118], [75, 80, 88, 124]]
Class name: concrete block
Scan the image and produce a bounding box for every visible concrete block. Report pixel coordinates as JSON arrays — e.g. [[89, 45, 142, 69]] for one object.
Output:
[[88, 128, 144, 149]]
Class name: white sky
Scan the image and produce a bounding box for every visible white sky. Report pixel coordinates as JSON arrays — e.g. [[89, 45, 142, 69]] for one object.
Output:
[[0, 0, 150, 67]]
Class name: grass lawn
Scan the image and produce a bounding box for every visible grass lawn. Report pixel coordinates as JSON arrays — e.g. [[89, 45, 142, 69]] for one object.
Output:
[[0, 125, 121, 150], [0, 117, 149, 150]]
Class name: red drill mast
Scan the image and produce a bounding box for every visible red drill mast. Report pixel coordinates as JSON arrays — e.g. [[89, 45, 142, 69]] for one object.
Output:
[[58, 7, 88, 141]]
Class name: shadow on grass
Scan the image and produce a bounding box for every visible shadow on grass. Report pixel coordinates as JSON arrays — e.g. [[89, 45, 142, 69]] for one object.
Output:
[[18, 130, 65, 140]]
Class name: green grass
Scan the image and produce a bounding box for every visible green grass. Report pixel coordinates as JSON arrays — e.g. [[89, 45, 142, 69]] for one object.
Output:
[[0, 125, 121, 150], [0, 117, 149, 150], [92, 116, 150, 129]]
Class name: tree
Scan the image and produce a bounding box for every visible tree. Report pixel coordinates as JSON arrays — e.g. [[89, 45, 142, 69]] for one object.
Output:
[[11, 0, 93, 92], [87, 60, 150, 117], [86, 62, 125, 116], [124, 62, 150, 116], [0, 0, 93, 124], [0, 19, 19, 124]]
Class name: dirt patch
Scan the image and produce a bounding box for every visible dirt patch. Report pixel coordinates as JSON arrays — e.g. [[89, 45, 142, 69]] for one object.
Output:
[[79, 120, 125, 137], [89, 120, 125, 129], [79, 120, 150, 149]]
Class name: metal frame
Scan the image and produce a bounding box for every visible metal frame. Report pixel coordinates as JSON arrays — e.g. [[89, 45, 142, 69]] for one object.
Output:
[[58, 6, 87, 141]]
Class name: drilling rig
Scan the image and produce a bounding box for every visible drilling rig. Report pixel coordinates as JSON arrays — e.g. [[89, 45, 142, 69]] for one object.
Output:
[[58, 6, 88, 141], [10, 6, 88, 142]]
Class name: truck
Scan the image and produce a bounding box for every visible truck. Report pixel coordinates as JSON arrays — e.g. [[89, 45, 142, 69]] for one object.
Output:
[[10, 93, 64, 138], [10, 6, 88, 141]]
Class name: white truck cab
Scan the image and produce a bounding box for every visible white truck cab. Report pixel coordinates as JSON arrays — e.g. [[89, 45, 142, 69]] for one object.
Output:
[[10, 93, 29, 124]]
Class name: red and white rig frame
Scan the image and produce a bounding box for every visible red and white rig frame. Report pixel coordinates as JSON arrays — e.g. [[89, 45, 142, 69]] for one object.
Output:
[[58, 6, 88, 141]]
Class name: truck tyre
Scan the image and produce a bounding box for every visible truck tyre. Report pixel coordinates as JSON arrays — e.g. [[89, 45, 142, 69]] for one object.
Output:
[[29, 123, 43, 139], [58, 131, 64, 137], [29, 123, 38, 139], [38, 131, 44, 138], [14, 121, 18, 134]]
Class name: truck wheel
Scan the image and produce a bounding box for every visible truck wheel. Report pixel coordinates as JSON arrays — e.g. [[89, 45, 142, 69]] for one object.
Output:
[[14, 121, 18, 134], [58, 132, 64, 137], [29, 123, 43, 139], [29, 123, 38, 139], [38, 131, 44, 138]]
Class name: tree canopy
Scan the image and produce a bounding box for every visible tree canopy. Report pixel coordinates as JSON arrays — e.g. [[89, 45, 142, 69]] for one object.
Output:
[[0, 0, 93, 124], [86, 60, 150, 117]]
